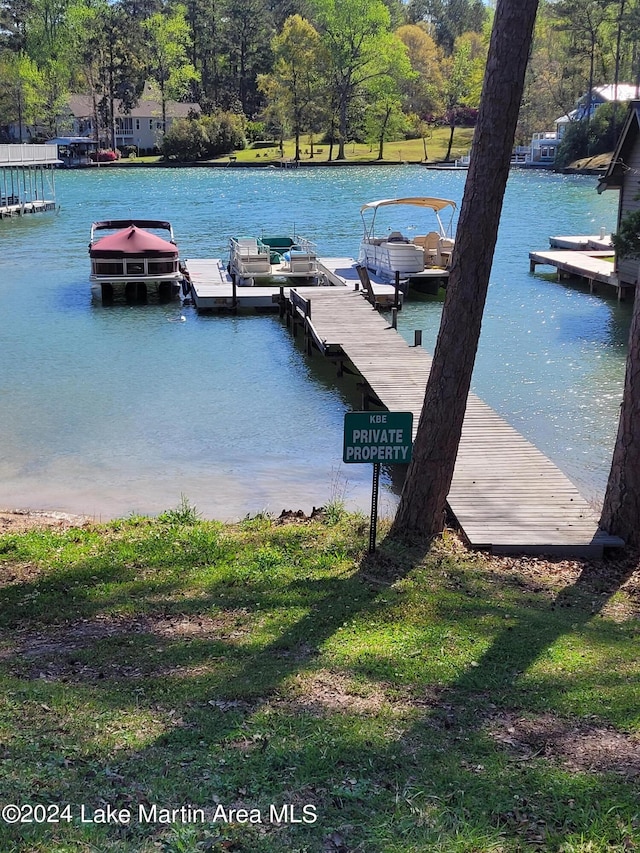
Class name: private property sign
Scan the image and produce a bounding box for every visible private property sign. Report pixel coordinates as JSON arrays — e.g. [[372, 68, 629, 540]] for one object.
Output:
[[343, 411, 413, 464]]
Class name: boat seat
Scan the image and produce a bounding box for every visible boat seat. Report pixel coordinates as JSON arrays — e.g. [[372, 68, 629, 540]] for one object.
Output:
[[231, 237, 271, 274], [413, 231, 442, 266], [234, 237, 263, 254], [287, 250, 318, 274], [439, 238, 455, 267]]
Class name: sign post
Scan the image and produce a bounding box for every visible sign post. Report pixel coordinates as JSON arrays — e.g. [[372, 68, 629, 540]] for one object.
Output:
[[343, 411, 413, 552]]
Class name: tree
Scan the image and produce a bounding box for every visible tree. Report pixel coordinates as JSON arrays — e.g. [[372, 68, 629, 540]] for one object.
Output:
[[390, 0, 539, 541], [552, 0, 616, 125], [599, 206, 640, 547], [396, 23, 445, 117], [310, 0, 406, 159], [143, 6, 199, 135], [407, 0, 487, 53], [259, 15, 324, 160], [364, 73, 408, 159], [220, 0, 275, 116], [0, 51, 45, 140], [441, 37, 471, 159]]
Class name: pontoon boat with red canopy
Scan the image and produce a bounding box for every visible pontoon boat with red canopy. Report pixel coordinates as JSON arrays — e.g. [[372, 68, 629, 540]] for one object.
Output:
[[89, 219, 186, 301]]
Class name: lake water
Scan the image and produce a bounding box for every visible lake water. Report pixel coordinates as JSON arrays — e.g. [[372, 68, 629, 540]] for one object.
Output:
[[0, 165, 626, 521]]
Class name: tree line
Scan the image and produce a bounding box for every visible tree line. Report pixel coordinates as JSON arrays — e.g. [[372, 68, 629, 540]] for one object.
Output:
[[1, 0, 640, 159]]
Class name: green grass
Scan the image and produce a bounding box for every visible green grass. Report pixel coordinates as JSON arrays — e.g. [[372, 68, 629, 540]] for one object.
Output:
[[220, 128, 474, 165], [115, 128, 474, 167], [0, 511, 637, 852]]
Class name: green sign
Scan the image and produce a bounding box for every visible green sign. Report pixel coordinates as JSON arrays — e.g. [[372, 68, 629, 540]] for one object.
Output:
[[343, 411, 413, 464]]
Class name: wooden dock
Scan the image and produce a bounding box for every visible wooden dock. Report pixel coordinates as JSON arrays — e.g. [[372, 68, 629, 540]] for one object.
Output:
[[185, 257, 399, 310], [529, 249, 629, 299], [283, 287, 622, 557]]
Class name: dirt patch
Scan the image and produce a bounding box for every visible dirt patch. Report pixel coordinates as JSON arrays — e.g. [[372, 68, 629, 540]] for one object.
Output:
[[484, 549, 640, 620], [282, 670, 405, 716], [0, 509, 91, 534], [3, 612, 257, 681], [487, 710, 640, 778]]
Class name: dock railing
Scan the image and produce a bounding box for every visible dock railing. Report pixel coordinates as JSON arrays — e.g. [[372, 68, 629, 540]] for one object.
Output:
[[0, 144, 60, 166]]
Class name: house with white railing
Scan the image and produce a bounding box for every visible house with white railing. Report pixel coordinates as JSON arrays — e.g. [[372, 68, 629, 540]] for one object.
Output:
[[6, 83, 200, 155], [516, 84, 640, 168], [66, 85, 200, 153]]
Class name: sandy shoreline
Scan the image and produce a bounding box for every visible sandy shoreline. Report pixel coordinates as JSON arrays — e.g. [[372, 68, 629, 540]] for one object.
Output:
[[0, 509, 92, 533]]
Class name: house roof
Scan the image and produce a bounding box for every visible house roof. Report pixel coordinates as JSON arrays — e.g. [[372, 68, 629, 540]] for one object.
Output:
[[46, 137, 98, 146], [67, 94, 200, 120], [555, 84, 640, 126], [592, 84, 640, 103], [597, 101, 640, 193]]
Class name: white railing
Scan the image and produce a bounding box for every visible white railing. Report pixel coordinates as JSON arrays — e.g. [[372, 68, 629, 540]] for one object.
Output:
[[0, 144, 60, 166]]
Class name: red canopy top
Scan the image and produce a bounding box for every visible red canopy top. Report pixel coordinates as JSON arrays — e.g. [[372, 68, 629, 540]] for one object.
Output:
[[90, 225, 178, 258]]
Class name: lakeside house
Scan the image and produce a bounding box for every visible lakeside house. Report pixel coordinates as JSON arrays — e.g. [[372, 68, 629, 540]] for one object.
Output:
[[514, 84, 640, 168], [597, 99, 640, 288], [6, 83, 201, 155], [66, 84, 201, 153]]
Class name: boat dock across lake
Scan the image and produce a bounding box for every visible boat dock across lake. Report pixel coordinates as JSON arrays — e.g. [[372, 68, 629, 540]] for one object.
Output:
[[529, 233, 629, 299], [0, 144, 59, 218], [184, 257, 622, 558]]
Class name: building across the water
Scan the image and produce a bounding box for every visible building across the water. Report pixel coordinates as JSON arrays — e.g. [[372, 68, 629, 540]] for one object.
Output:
[[515, 84, 640, 169], [45, 137, 98, 167], [0, 144, 60, 218]]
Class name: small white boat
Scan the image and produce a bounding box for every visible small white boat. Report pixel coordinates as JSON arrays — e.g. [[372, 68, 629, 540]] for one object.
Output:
[[358, 197, 456, 288], [228, 234, 320, 286], [89, 219, 186, 302]]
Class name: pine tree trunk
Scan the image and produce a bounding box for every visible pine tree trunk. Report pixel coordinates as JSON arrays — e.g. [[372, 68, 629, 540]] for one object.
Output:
[[599, 267, 640, 547], [390, 0, 539, 541]]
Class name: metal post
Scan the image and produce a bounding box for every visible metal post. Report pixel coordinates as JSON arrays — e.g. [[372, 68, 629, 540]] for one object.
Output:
[[391, 307, 398, 329], [232, 274, 238, 311], [414, 329, 422, 347], [394, 270, 401, 308], [369, 462, 380, 553]]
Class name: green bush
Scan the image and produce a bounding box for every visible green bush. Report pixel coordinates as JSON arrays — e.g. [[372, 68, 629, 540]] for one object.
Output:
[[555, 102, 627, 168], [162, 118, 210, 161], [162, 111, 247, 161]]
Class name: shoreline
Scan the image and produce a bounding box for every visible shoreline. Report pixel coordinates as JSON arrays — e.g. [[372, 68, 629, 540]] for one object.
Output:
[[74, 157, 608, 175], [0, 508, 93, 533]]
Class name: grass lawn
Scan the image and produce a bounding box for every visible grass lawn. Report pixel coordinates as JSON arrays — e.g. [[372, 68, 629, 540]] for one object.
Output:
[[0, 506, 638, 852], [121, 128, 475, 167], [226, 128, 475, 166]]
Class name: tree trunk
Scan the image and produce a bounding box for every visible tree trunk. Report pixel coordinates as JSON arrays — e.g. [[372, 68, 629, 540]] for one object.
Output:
[[337, 92, 348, 159], [599, 266, 640, 547], [390, 0, 539, 542], [444, 121, 455, 161]]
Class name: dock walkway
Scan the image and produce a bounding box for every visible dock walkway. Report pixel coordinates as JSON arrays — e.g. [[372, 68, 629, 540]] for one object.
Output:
[[529, 249, 626, 298], [185, 257, 399, 310], [285, 287, 621, 557]]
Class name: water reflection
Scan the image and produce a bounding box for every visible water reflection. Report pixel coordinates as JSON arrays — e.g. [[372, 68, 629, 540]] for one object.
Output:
[[0, 166, 625, 517]]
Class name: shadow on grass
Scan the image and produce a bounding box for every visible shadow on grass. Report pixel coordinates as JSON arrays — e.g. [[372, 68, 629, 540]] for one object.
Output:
[[0, 523, 638, 851]]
